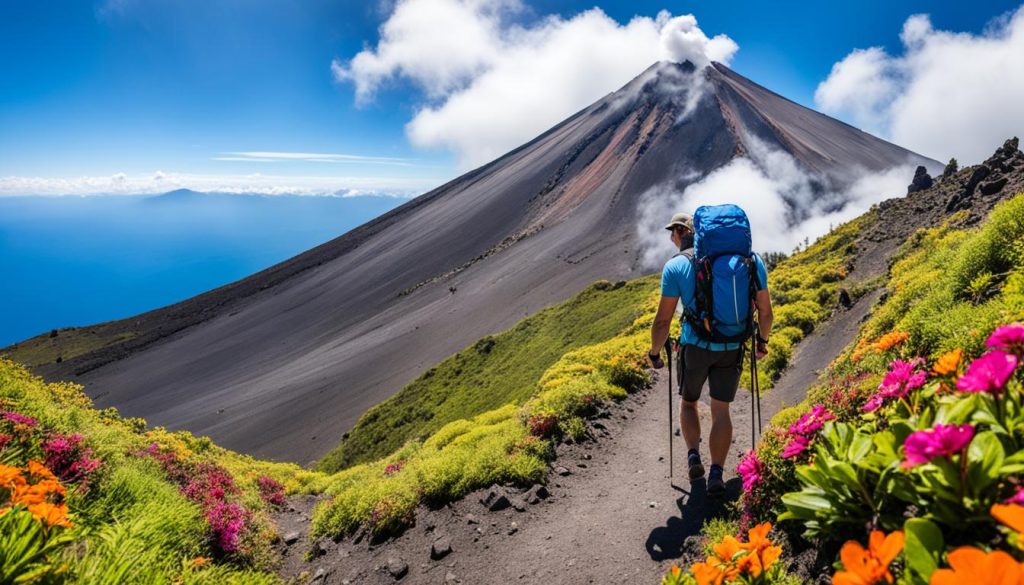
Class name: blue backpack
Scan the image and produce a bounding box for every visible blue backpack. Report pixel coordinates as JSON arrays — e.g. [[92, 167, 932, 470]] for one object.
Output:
[[682, 204, 762, 344]]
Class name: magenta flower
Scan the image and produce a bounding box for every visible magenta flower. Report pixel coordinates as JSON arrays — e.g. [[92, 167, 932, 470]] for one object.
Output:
[[902, 424, 975, 469], [0, 411, 38, 427], [781, 434, 810, 459], [737, 450, 763, 492], [863, 359, 928, 411], [205, 501, 247, 553], [42, 432, 101, 486], [956, 351, 1018, 394], [1006, 488, 1024, 505], [879, 358, 927, 397], [986, 323, 1024, 355], [257, 475, 286, 507], [789, 405, 835, 436]]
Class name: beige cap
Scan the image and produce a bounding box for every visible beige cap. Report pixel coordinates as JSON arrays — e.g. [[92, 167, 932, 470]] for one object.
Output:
[[664, 212, 694, 231]]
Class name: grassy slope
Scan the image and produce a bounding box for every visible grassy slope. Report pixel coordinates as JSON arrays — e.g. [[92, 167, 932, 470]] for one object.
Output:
[[4, 326, 135, 369], [0, 359, 316, 583], [318, 277, 657, 472]]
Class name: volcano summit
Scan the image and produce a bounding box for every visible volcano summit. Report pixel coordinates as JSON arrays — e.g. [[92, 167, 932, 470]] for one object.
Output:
[[11, 61, 939, 464]]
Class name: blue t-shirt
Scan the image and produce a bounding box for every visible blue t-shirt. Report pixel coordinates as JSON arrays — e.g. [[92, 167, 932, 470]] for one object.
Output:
[[660, 251, 769, 351]]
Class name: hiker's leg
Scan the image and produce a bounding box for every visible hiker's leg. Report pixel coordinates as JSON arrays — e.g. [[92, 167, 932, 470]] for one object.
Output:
[[706, 347, 743, 467], [679, 398, 700, 450], [708, 399, 732, 467], [680, 345, 710, 451]]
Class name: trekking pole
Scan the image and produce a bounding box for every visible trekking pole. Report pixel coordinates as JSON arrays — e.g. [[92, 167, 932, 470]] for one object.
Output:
[[749, 335, 762, 448], [665, 338, 674, 479]]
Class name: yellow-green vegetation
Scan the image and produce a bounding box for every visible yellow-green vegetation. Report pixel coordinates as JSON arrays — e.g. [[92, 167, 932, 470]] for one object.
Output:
[[305, 292, 659, 539], [851, 194, 1024, 363], [753, 213, 870, 387], [0, 358, 315, 584], [318, 277, 657, 472], [3, 326, 136, 368]]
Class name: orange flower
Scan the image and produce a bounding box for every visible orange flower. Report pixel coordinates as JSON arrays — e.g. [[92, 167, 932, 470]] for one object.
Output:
[[932, 349, 963, 376], [739, 522, 783, 576], [832, 530, 904, 585], [691, 557, 736, 585], [26, 460, 58, 482], [993, 503, 1024, 541], [0, 463, 24, 488], [874, 332, 910, 353], [26, 501, 72, 527], [930, 547, 1024, 585], [189, 557, 209, 567]]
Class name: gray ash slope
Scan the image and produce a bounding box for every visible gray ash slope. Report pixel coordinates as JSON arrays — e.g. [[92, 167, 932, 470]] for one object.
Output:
[[18, 61, 938, 464]]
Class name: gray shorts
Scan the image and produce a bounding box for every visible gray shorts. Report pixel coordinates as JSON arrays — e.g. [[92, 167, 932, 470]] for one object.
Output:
[[676, 344, 744, 403]]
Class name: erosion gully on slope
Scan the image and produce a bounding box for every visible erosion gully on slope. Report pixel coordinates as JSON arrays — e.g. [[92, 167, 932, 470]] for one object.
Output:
[[273, 365, 769, 585]]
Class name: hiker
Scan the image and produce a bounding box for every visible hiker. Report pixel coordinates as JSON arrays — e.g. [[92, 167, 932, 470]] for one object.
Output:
[[647, 207, 773, 495]]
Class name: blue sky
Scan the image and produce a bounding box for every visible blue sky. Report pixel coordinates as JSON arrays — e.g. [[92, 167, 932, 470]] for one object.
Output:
[[1, 0, 1021, 195]]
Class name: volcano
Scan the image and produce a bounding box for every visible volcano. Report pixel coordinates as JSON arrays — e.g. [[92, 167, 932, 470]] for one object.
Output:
[[14, 61, 939, 464]]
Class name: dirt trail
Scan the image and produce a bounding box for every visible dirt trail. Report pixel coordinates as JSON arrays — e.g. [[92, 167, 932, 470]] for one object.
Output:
[[275, 362, 790, 585]]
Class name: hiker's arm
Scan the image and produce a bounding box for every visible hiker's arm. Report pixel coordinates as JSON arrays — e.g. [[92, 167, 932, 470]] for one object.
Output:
[[649, 296, 679, 359], [754, 289, 773, 344]]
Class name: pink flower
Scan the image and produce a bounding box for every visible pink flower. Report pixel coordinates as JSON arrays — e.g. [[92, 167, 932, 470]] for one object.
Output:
[[205, 501, 247, 553], [1006, 488, 1024, 505], [902, 424, 975, 469], [879, 359, 927, 397], [0, 411, 38, 427], [862, 394, 885, 412], [986, 323, 1024, 355], [789, 405, 835, 436], [781, 434, 810, 459], [956, 351, 1018, 394], [737, 450, 763, 492], [257, 475, 286, 507], [42, 432, 101, 486], [863, 359, 928, 411]]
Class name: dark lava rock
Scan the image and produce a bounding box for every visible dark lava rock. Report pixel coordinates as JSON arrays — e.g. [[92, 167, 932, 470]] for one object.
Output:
[[980, 177, 1009, 195], [480, 486, 511, 511], [430, 537, 452, 560], [308, 537, 328, 559], [907, 166, 933, 194], [525, 484, 550, 504], [837, 288, 852, 309], [386, 558, 409, 579]]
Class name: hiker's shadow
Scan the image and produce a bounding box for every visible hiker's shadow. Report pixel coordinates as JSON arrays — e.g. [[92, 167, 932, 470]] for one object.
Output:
[[644, 477, 742, 562]]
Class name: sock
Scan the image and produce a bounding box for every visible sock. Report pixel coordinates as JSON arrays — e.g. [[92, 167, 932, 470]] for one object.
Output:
[[709, 464, 724, 477], [687, 448, 701, 464]]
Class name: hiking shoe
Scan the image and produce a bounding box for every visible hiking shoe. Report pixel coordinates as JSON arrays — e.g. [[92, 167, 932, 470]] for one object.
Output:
[[708, 464, 726, 496], [687, 449, 705, 480]]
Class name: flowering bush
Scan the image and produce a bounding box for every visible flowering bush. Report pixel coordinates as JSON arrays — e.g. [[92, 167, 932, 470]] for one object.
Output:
[[41, 432, 101, 487], [256, 475, 286, 507], [139, 443, 251, 555]]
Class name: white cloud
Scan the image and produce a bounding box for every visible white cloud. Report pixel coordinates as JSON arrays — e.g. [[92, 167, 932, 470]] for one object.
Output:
[[815, 6, 1024, 164], [636, 137, 914, 267], [215, 151, 415, 165], [334, 1, 737, 169], [0, 172, 430, 197]]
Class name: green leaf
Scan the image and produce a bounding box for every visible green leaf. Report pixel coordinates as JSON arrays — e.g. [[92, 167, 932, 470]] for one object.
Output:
[[1001, 450, 1024, 474], [904, 518, 943, 584], [781, 491, 833, 515], [967, 431, 1006, 493]]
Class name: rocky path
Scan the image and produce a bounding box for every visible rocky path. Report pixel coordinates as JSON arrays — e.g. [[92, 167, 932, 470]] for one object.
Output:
[[274, 360, 792, 585]]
